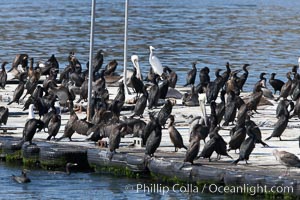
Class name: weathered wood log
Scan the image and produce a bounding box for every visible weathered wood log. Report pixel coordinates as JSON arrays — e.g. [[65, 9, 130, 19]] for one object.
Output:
[[39, 146, 88, 169], [126, 154, 147, 172], [190, 165, 225, 184], [147, 158, 191, 182], [22, 144, 40, 166], [244, 174, 266, 186], [224, 171, 245, 186], [1, 138, 22, 161], [87, 148, 127, 168]]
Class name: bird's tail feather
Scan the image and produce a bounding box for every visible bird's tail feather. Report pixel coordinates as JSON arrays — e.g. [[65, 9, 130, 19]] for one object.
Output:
[[226, 153, 233, 160], [265, 136, 272, 141], [260, 140, 269, 147]]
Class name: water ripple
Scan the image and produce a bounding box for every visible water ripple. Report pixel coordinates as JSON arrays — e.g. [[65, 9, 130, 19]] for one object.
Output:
[[1, 0, 300, 91]]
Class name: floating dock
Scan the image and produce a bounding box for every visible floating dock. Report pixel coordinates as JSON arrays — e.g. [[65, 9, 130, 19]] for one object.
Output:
[[1, 83, 300, 199]]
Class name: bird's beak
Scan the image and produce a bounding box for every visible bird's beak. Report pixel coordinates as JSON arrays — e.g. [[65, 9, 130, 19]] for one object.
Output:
[[133, 59, 139, 68]]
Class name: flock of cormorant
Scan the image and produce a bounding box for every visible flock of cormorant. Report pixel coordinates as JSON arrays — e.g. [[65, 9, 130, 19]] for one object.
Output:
[[0, 46, 300, 179]]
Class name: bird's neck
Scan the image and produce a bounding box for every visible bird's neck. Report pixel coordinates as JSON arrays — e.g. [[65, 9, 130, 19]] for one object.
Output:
[[168, 121, 174, 127], [66, 167, 71, 175], [28, 108, 35, 119], [135, 65, 142, 80]]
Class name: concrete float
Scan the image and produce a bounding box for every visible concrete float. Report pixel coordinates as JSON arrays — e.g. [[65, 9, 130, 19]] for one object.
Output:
[[1, 136, 299, 198]]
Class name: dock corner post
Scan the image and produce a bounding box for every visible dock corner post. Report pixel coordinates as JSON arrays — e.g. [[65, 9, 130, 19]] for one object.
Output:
[[123, 0, 131, 96], [87, 0, 96, 122]]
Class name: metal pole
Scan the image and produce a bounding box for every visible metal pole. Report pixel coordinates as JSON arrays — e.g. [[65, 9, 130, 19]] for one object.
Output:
[[123, 0, 131, 95], [87, 0, 96, 121]]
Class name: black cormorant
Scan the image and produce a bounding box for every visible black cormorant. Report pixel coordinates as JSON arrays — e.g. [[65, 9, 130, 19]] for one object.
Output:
[[221, 62, 231, 85], [269, 73, 284, 95], [12, 170, 31, 183], [0, 106, 9, 126], [206, 69, 223, 103], [142, 112, 156, 145], [276, 72, 292, 101], [157, 99, 173, 128], [145, 118, 162, 157], [196, 66, 210, 93], [7, 72, 27, 105], [131, 67, 144, 97], [46, 110, 61, 140], [131, 86, 148, 118], [93, 49, 104, 73], [222, 91, 238, 126], [22, 119, 45, 145], [168, 115, 187, 152], [158, 78, 169, 99], [232, 127, 256, 165], [246, 82, 264, 113], [184, 61, 197, 86], [0, 61, 8, 89], [109, 124, 127, 160], [266, 100, 293, 141], [104, 59, 118, 76], [183, 130, 201, 165], [163, 66, 177, 88], [57, 104, 78, 141], [148, 74, 160, 109], [236, 64, 250, 92]]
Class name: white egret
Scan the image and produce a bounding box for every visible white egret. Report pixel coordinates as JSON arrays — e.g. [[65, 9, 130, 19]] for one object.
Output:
[[149, 46, 163, 76]]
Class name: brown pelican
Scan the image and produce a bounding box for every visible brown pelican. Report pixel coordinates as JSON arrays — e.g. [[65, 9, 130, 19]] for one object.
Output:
[[131, 55, 142, 80]]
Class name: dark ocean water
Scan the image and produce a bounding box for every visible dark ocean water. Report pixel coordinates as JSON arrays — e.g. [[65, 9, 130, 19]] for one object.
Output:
[[1, 0, 300, 91], [1, 0, 299, 199], [1, 162, 245, 200]]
